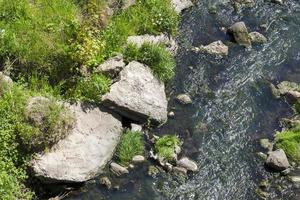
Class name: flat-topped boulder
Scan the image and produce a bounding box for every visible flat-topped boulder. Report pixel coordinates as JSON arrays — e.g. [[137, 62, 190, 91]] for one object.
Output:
[[31, 103, 123, 183], [171, 0, 193, 14], [127, 34, 178, 55], [102, 61, 168, 124]]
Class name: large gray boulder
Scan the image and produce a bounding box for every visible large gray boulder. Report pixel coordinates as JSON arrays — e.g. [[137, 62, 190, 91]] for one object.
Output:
[[102, 61, 168, 124], [171, 0, 193, 14], [228, 22, 251, 47], [127, 34, 178, 55], [31, 103, 123, 183], [265, 149, 290, 171]]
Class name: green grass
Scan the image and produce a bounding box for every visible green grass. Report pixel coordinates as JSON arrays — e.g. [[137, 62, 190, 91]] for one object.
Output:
[[154, 135, 181, 162], [117, 130, 144, 165], [275, 125, 300, 164], [124, 43, 175, 82]]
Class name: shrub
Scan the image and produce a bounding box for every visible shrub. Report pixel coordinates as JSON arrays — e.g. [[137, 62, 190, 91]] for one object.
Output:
[[70, 73, 112, 102], [154, 135, 181, 161], [124, 43, 175, 82], [117, 130, 144, 165]]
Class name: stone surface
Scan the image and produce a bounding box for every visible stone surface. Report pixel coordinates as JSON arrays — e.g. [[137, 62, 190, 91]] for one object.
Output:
[[168, 111, 175, 118], [95, 54, 125, 77], [177, 157, 198, 172], [31, 103, 123, 183], [110, 162, 129, 176], [131, 123, 143, 132], [173, 166, 188, 175], [194, 40, 229, 56], [249, 32, 267, 44], [122, 0, 136, 10], [132, 155, 145, 163], [259, 139, 273, 152], [0, 72, 13, 95], [277, 81, 299, 95], [228, 22, 251, 47], [99, 177, 112, 189], [171, 0, 193, 14], [233, 0, 255, 9], [176, 94, 192, 105], [102, 61, 168, 124], [265, 149, 290, 171], [127, 34, 178, 55]]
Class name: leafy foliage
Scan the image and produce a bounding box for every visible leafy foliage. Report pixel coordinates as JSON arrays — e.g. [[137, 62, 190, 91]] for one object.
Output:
[[154, 135, 181, 161], [117, 130, 144, 165]]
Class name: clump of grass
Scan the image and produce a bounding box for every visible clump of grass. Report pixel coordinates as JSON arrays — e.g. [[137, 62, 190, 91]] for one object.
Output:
[[69, 73, 112, 102], [275, 125, 300, 164], [154, 135, 181, 162], [124, 43, 175, 82], [117, 130, 144, 165]]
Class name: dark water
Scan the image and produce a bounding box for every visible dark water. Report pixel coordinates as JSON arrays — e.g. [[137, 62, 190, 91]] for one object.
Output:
[[67, 0, 300, 199]]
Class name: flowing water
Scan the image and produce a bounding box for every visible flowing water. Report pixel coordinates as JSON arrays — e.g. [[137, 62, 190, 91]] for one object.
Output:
[[67, 0, 300, 199]]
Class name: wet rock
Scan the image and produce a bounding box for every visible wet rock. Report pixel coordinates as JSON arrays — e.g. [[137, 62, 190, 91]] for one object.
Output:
[[127, 34, 178, 55], [276, 81, 299, 96], [281, 168, 291, 176], [177, 157, 198, 172], [148, 165, 159, 176], [193, 40, 229, 56], [100, 177, 112, 189], [171, 0, 193, 14], [290, 176, 300, 187], [249, 32, 267, 44], [259, 179, 269, 189], [31, 104, 122, 183], [168, 111, 175, 118], [259, 139, 273, 152], [265, 149, 290, 171], [131, 123, 143, 132], [257, 152, 268, 160], [132, 155, 145, 163], [270, 83, 281, 99], [0, 72, 13, 95], [256, 188, 270, 199], [176, 94, 192, 105], [110, 162, 129, 176], [95, 54, 125, 77], [173, 166, 187, 176], [102, 61, 168, 124], [272, 0, 284, 5], [228, 22, 251, 47]]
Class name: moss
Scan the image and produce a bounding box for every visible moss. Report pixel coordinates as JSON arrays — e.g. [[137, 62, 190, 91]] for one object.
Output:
[[117, 130, 144, 165], [275, 126, 300, 164], [124, 43, 175, 82], [154, 135, 181, 162]]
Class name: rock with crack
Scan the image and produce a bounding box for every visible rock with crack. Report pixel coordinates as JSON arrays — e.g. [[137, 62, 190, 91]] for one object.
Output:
[[171, 0, 193, 14], [102, 61, 168, 124], [228, 21, 251, 47], [127, 34, 178, 55], [193, 40, 229, 56], [94, 54, 125, 77], [31, 103, 123, 183]]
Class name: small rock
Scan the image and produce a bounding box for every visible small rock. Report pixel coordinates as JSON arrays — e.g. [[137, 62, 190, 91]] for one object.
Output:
[[286, 90, 300, 100], [168, 111, 175, 118], [94, 54, 125, 77], [129, 164, 135, 169], [171, 0, 193, 14], [272, 0, 284, 4], [270, 83, 281, 99], [165, 162, 173, 172], [228, 21, 251, 47], [132, 155, 145, 163], [177, 157, 198, 172], [175, 145, 181, 155], [265, 149, 290, 171], [290, 176, 300, 187], [259, 139, 273, 152], [281, 168, 291, 176], [131, 123, 142, 132], [148, 165, 159, 176], [259, 179, 269, 189], [277, 81, 299, 96], [249, 32, 267, 44], [195, 40, 229, 56], [0, 72, 13, 95], [173, 167, 187, 175], [256, 188, 270, 199], [99, 177, 112, 189], [257, 152, 268, 160], [176, 94, 192, 105], [110, 163, 129, 176]]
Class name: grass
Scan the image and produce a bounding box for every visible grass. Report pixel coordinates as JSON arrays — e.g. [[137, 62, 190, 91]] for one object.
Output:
[[117, 130, 144, 165], [124, 43, 175, 82], [275, 125, 300, 164], [154, 135, 181, 162]]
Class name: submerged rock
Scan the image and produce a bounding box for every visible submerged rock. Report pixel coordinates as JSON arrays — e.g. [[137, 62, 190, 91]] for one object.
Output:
[[110, 162, 129, 176], [31, 103, 123, 183], [177, 157, 198, 172], [193, 40, 229, 56], [176, 94, 192, 105], [228, 21, 251, 47], [102, 61, 168, 124], [276, 81, 299, 95], [249, 32, 267, 44], [99, 177, 112, 189], [265, 149, 290, 171], [127, 34, 178, 55], [171, 0, 193, 14], [94, 54, 125, 77]]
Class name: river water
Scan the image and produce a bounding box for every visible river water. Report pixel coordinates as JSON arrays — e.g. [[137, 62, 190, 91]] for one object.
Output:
[[67, 0, 300, 199]]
